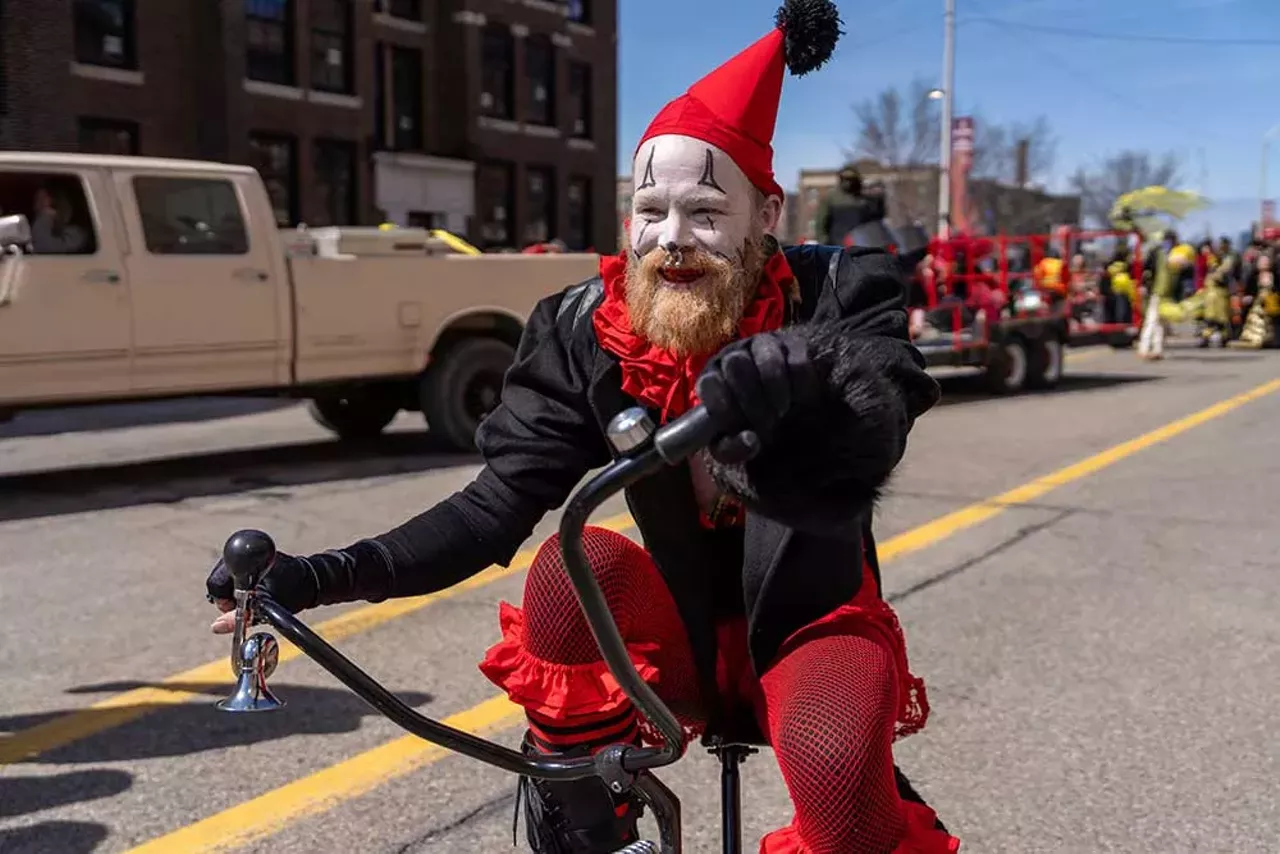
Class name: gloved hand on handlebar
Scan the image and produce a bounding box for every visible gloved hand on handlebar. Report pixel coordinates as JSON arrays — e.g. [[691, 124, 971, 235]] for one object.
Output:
[[696, 330, 821, 465], [205, 541, 392, 634]]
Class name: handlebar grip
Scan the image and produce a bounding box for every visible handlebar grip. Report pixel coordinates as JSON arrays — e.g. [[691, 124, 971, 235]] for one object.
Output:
[[652, 405, 722, 465], [222, 529, 277, 591]]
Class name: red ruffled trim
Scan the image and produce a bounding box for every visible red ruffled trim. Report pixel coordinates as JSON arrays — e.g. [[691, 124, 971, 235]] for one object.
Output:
[[591, 250, 793, 423], [477, 603, 661, 721], [775, 596, 931, 741], [759, 801, 961, 853]]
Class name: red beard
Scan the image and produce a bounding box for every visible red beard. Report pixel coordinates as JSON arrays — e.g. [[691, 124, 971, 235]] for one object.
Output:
[[592, 245, 794, 423]]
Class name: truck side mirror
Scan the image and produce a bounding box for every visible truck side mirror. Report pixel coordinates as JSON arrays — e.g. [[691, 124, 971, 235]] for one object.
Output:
[[0, 214, 31, 250]]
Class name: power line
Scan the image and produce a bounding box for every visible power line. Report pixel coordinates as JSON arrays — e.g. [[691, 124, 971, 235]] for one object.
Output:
[[967, 16, 1275, 47]]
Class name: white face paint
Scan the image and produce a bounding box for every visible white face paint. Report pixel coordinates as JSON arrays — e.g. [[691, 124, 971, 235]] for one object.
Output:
[[629, 134, 781, 265]]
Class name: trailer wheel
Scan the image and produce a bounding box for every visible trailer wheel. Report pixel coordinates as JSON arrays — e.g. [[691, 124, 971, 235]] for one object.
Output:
[[983, 337, 1029, 395], [420, 337, 515, 451], [308, 391, 400, 441], [1027, 336, 1064, 390]]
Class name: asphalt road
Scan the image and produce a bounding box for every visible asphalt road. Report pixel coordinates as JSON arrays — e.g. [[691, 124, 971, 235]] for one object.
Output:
[[2, 343, 1279, 854]]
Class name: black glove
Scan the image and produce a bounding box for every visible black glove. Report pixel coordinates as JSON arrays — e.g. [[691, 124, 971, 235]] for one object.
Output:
[[205, 540, 393, 614], [696, 330, 821, 465]]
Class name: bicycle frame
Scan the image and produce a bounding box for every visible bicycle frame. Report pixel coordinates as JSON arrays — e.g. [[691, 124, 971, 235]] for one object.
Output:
[[217, 404, 730, 854]]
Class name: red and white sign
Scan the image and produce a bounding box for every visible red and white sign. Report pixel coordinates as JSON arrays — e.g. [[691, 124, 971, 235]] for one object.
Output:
[[950, 117, 975, 233], [951, 117, 975, 155]]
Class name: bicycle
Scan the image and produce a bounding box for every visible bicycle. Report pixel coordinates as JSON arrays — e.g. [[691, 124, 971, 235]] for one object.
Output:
[[216, 403, 756, 854]]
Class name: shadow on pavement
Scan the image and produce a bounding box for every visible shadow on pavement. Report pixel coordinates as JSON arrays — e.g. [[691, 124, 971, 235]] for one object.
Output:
[[2, 682, 434, 766], [934, 371, 1161, 406], [0, 397, 297, 439], [0, 821, 110, 854], [0, 769, 133, 819], [0, 432, 479, 523]]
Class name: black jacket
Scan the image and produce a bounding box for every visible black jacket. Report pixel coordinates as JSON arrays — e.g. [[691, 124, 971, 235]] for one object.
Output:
[[369, 245, 940, 691]]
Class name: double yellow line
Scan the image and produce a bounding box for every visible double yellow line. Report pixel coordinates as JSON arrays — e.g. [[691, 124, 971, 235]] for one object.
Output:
[[10, 377, 1280, 853]]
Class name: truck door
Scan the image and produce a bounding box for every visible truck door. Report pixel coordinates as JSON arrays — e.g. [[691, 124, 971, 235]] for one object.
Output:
[[112, 169, 282, 393], [0, 166, 132, 406]]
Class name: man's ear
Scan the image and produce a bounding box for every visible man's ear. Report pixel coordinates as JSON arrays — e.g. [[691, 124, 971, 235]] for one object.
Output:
[[759, 194, 783, 234]]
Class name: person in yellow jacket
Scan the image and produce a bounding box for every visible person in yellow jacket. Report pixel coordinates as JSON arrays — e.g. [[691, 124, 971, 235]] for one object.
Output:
[[1137, 242, 1195, 359], [1198, 238, 1235, 347], [1100, 251, 1137, 324]]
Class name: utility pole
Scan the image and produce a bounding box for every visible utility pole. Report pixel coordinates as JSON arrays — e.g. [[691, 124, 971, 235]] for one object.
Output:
[[937, 0, 955, 238]]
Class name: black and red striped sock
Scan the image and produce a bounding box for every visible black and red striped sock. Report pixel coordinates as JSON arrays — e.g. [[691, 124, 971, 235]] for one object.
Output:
[[526, 704, 641, 756]]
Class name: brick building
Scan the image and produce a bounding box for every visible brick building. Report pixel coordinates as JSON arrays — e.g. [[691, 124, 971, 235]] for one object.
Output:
[[0, 0, 618, 252]]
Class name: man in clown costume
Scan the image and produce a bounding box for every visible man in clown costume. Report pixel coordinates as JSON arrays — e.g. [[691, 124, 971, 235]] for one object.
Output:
[[207, 2, 958, 851]]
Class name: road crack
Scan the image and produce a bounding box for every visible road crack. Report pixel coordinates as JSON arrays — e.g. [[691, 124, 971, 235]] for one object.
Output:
[[888, 508, 1076, 604], [389, 788, 517, 853]]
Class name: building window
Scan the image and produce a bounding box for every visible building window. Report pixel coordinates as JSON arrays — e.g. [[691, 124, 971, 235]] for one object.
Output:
[[132, 177, 249, 255], [568, 63, 592, 139], [310, 0, 353, 94], [378, 0, 422, 19], [246, 0, 294, 85], [248, 133, 298, 226], [567, 177, 592, 251], [73, 0, 137, 69], [566, 0, 591, 25], [313, 139, 358, 226], [524, 35, 555, 127], [524, 166, 554, 245], [477, 161, 514, 249], [77, 117, 140, 155], [479, 24, 514, 120], [384, 45, 423, 150]]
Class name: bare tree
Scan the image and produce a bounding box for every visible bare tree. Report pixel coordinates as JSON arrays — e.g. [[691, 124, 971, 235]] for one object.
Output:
[[970, 115, 1057, 186], [850, 78, 941, 168], [1068, 149, 1183, 225]]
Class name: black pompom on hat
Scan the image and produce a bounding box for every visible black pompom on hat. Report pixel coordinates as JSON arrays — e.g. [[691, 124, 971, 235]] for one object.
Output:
[[775, 0, 844, 76]]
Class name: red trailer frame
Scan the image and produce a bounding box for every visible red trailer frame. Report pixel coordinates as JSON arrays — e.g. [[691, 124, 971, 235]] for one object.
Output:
[[908, 228, 1144, 350]]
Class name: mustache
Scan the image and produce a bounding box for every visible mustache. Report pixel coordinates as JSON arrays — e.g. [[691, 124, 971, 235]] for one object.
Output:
[[636, 244, 735, 278]]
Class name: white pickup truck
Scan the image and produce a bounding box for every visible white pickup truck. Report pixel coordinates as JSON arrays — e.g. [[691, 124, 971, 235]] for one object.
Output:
[[0, 153, 598, 449]]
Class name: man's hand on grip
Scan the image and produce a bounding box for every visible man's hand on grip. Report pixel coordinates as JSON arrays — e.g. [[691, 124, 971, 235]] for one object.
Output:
[[205, 552, 320, 634], [696, 330, 820, 465]]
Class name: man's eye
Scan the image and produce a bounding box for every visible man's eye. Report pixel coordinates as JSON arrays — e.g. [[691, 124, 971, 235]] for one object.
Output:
[[637, 208, 663, 219], [693, 209, 723, 218]]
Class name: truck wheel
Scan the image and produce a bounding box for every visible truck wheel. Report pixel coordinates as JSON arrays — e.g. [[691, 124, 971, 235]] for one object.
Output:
[[421, 337, 516, 451], [308, 392, 399, 441], [983, 337, 1029, 395], [1026, 336, 1064, 390]]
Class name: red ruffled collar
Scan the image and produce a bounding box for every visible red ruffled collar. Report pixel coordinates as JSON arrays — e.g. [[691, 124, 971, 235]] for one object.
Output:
[[592, 250, 794, 423]]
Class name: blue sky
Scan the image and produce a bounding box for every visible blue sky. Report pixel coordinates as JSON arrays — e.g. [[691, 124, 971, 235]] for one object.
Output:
[[617, 0, 1277, 235]]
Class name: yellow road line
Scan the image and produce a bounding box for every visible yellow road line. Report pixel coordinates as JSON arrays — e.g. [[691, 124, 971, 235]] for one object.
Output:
[[0, 511, 634, 766], [880, 377, 1280, 562], [125, 695, 524, 854], [123, 377, 1280, 853]]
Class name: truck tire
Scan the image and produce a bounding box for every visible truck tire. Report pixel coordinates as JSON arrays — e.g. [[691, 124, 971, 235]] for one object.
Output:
[[421, 337, 516, 451], [983, 337, 1029, 395], [308, 392, 400, 441], [1026, 335, 1064, 390]]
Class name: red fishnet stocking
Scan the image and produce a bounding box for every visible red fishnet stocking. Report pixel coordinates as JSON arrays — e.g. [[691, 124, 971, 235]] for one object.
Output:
[[519, 526, 706, 743], [758, 627, 907, 853]]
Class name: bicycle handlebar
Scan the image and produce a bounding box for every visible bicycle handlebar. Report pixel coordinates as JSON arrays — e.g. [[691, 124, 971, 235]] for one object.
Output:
[[555, 404, 723, 767], [218, 403, 725, 784]]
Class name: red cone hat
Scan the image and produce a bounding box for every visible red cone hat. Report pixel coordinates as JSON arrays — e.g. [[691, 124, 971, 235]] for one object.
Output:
[[637, 0, 843, 198]]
